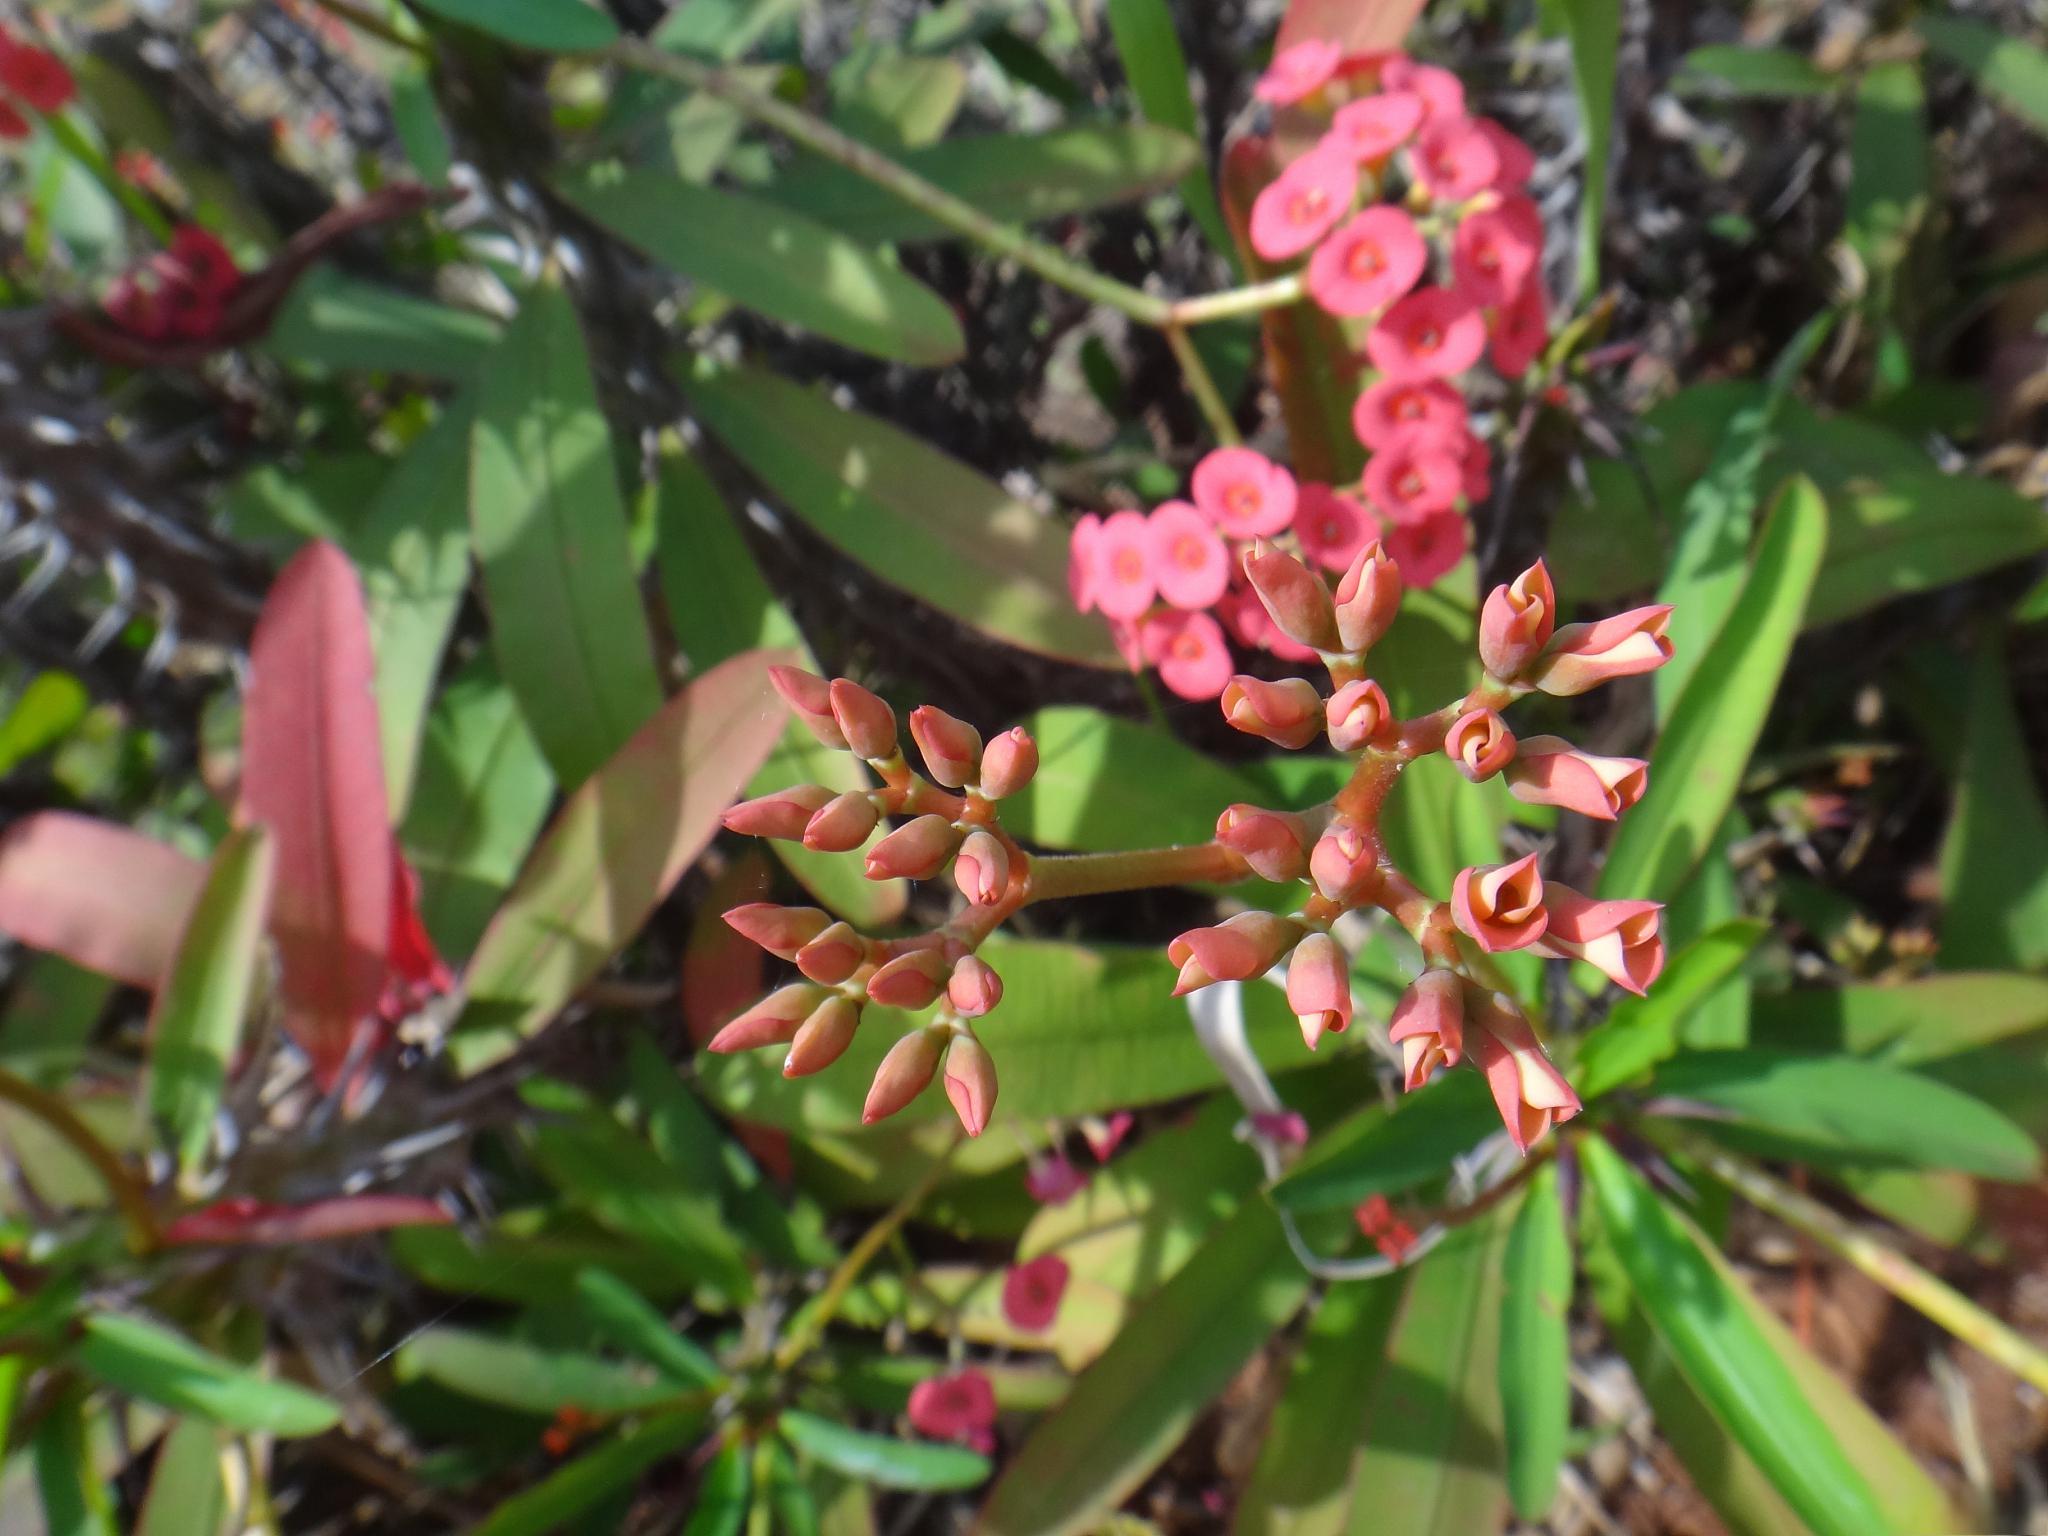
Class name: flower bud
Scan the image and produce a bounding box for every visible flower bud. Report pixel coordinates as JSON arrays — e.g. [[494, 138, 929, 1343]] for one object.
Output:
[[724, 903, 831, 960], [1309, 821, 1376, 904], [785, 994, 862, 1077], [979, 727, 1039, 799], [722, 784, 834, 840], [1505, 736, 1647, 821], [947, 954, 1004, 1016], [909, 705, 983, 789], [1533, 883, 1665, 995], [953, 829, 1011, 907], [1466, 989, 1580, 1152], [866, 948, 951, 1010], [1445, 707, 1515, 783], [1215, 803, 1314, 883], [1325, 679, 1392, 753], [803, 790, 881, 852], [1167, 911, 1304, 994], [795, 921, 867, 984], [1387, 969, 1465, 1090], [1477, 560, 1554, 679], [1220, 674, 1325, 750], [771, 667, 848, 750], [1450, 852, 1547, 952], [1286, 931, 1352, 1049], [1243, 541, 1340, 654], [863, 1027, 946, 1123], [942, 1031, 999, 1137], [1527, 605, 1673, 697], [864, 815, 962, 882], [829, 678, 899, 759], [1332, 540, 1403, 654], [707, 983, 826, 1052]]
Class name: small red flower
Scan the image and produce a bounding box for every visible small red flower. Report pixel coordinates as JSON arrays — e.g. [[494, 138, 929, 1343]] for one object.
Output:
[[1365, 287, 1487, 382], [1363, 430, 1464, 522], [1092, 510, 1157, 621], [908, 1370, 997, 1454], [1140, 610, 1233, 700], [1192, 446, 1297, 539], [1327, 94, 1424, 161], [1491, 279, 1550, 377], [1352, 377, 1467, 452], [1248, 147, 1357, 263], [1147, 500, 1231, 610], [1025, 1154, 1087, 1206], [1382, 507, 1468, 588], [1453, 194, 1544, 307], [1381, 57, 1465, 127], [1306, 206, 1427, 317], [1413, 116, 1500, 203], [1001, 1253, 1071, 1331], [1292, 483, 1374, 572], [0, 36, 76, 114]]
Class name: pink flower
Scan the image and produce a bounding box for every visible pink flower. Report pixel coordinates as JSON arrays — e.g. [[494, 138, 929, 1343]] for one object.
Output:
[[1465, 991, 1580, 1153], [1248, 148, 1357, 262], [1528, 605, 1674, 696], [1025, 1154, 1087, 1205], [708, 983, 825, 1053], [1453, 194, 1543, 307], [1168, 911, 1303, 994], [1381, 58, 1464, 126], [1478, 559, 1556, 678], [1287, 930, 1352, 1048], [1451, 852, 1548, 952], [863, 815, 962, 881], [1412, 117, 1500, 203], [723, 783, 834, 840], [1001, 1253, 1071, 1331], [1473, 117, 1536, 188], [795, 922, 866, 983], [1221, 674, 1325, 750], [908, 1370, 997, 1453], [804, 790, 880, 852], [1215, 802, 1315, 882], [0, 100, 26, 141], [1256, 38, 1343, 103], [1292, 483, 1374, 572], [1067, 513, 1102, 614], [1444, 707, 1516, 783], [1306, 207, 1427, 316], [1388, 969, 1466, 1090], [1309, 820, 1375, 904], [1325, 678, 1391, 753], [979, 728, 1038, 799], [1506, 737, 1648, 821], [948, 955, 1004, 1016], [865, 949, 951, 1009], [1093, 510, 1157, 621], [954, 828, 1011, 906], [1534, 885, 1666, 995], [1147, 500, 1231, 609], [1383, 508, 1467, 587], [1491, 278, 1550, 377], [1365, 287, 1486, 381], [1140, 610, 1233, 700], [1363, 430, 1464, 521], [1328, 94, 1424, 160], [1084, 1111, 1135, 1162], [1107, 618, 1146, 670], [829, 678, 897, 759], [785, 995, 861, 1077], [725, 903, 832, 960], [1446, 426, 1493, 503], [1192, 446, 1297, 539], [910, 705, 982, 789], [1352, 377, 1467, 452]]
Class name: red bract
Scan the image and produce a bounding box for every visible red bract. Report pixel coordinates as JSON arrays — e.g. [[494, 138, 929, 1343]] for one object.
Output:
[[1413, 116, 1500, 203], [1306, 206, 1427, 316], [1362, 429, 1464, 521], [1001, 1253, 1071, 1331], [1292, 483, 1374, 572], [1352, 377, 1467, 452], [1382, 507, 1468, 587], [0, 34, 75, 113], [1141, 610, 1233, 699], [1192, 447, 1298, 539], [1453, 194, 1544, 307], [1381, 57, 1465, 126], [1248, 147, 1357, 262], [1257, 38, 1343, 104], [1091, 510, 1157, 620], [909, 1370, 997, 1452], [1328, 94, 1424, 160], [1366, 287, 1487, 381], [1148, 501, 1231, 609]]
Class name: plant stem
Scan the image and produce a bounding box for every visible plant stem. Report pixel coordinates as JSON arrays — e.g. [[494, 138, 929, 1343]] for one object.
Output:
[[42, 113, 174, 245], [1675, 1130, 2048, 1398], [0, 1067, 159, 1253], [303, 0, 433, 56], [1166, 273, 1306, 325], [1161, 322, 1241, 445], [1028, 842, 1249, 902]]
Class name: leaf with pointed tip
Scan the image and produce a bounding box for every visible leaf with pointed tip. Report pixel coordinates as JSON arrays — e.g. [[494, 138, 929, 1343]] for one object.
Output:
[[74, 1313, 340, 1436], [1273, 1072, 1497, 1212], [160, 1194, 451, 1248], [1750, 972, 2048, 1063], [779, 1411, 989, 1491], [573, 1267, 721, 1387], [135, 1419, 227, 1536], [0, 813, 202, 989], [1571, 920, 1767, 1100], [1499, 1165, 1571, 1521], [470, 1412, 702, 1536], [1916, 16, 2048, 138], [396, 1327, 683, 1414]]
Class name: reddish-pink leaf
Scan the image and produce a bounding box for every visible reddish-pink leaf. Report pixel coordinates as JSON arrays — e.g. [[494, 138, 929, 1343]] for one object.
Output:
[[1276, 0, 1426, 55], [680, 850, 770, 1048], [160, 1194, 452, 1248], [0, 813, 205, 988], [239, 540, 394, 1088]]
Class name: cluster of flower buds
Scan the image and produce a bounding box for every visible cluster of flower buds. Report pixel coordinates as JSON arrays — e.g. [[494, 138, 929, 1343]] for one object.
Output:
[[712, 667, 1040, 1137], [0, 27, 74, 140], [104, 226, 245, 343]]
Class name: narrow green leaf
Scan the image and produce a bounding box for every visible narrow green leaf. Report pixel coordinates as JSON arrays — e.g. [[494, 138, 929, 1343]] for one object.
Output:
[[472, 1412, 701, 1536], [32, 1390, 116, 1536], [0, 953, 110, 1083], [1936, 638, 2048, 970], [409, 0, 618, 51], [1917, 16, 2048, 138], [396, 1326, 682, 1414], [1273, 1072, 1497, 1213], [1673, 44, 1836, 98], [470, 281, 664, 789], [394, 1220, 694, 1307], [1749, 972, 2048, 1063], [559, 165, 964, 366], [682, 1443, 751, 1536], [0, 671, 89, 774], [1500, 1165, 1571, 1521], [763, 1438, 820, 1536], [574, 1267, 722, 1388], [74, 1313, 339, 1436], [828, 48, 966, 150], [136, 1419, 227, 1536], [1105, 0, 1235, 258], [146, 826, 274, 1175], [1599, 475, 1827, 905], [779, 1411, 989, 1492], [1543, 0, 1621, 293], [1846, 62, 1930, 292], [1571, 919, 1767, 1100], [262, 269, 501, 379]]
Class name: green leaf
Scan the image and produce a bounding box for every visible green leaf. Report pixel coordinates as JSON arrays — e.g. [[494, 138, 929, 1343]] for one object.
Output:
[[32, 1390, 116, 1536], [408, 0, 619, 51], [1542, 0, 1621, 294], [574, 1267, 722, 1388], [979, 1200, 1310, 1536], [1917, 16, 2048, 138], [263, 269, 502, 379], [828, 48, 966, 150], [1673, 45, 1836, 98], [778, 1411, 990, 1491], [762, 1438, 820, 1536], [394, 1219, 695, 1307], [1571, 920, 1768, 1100], [1005, 706, 1262, 851], [1649, 1050, 2041, 1180], [452, 649, 786, 1073], [558, 165, 964, 366], [1104, 0, 1235, 258], [1599, 475, 1827, 905], [396, 1327, 683, 1414], [73, 1313, 340, 1436], [1499, 1165, 1570, 1521], [146, 826, 274, 1175], [471, 1412, 702, 1536], [1749, 972, 2048, 1063], [682, 1443, 751, 1536], [679, 362, 1120, 666], [1846, 62, 1930, 292], [769, 123, 1198, 245], [470, 281, 664, 789], [0, 671, 89, 775], [1273, 1072, 1497, 1213], [1935, 638, 2048, 970], [136, 1419, 227, 1536]]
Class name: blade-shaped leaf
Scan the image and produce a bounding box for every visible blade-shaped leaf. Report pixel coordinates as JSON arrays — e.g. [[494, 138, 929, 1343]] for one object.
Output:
[[160, 1193, 451, 1248], [73, 1313, 340, 1437], [31, 1390, 116, 1536], [0, 813, 202, 989], [1499, 1164, 1570, 1521], [1935, 638, 2048, 970], [1917, 16, 2048, 138], [1273, 1072, 1497, 1212], [396, 1327, 682, 1414], [470, 1412, 702, 1536], [682, 1443, 751, 1536], [1104, 0, 1234, 258], [135, 1419, 227, 1536], [262, 269, 502, 379], [1542, 0, 1621, 294], [470, 281, 664, 789], [1749, 972, 2048, 1063], [1005, 706, 1264, 851], [778, 1411, 989, 1491], [409, 0, 618, 51], [573, 1267, 722, 1387], [1674, 45, 1837, 98]]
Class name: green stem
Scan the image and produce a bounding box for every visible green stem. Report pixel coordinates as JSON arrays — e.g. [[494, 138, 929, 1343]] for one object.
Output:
[[1166, 272, 1306, 325], [42, 113, 174, 244], [304, 0, 433, 56], [1027, 841, 1249, 902], [1676, 1130, 2048, 1398], [1161, 321, 1240, 445], [0, 1067, 159, 1253]]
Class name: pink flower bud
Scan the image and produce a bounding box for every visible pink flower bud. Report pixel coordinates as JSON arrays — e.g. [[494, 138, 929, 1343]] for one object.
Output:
[[1477, 561, 1555, 679], [770, 666, 848, 750], [864, 815, 962, 882], [1325, 679, 1392, 753], [1388, 969, 1467, 1091], [1215, 803, 1314, 883], [979, 728, 1038, 799], [947, 954, 1004, 1017], [722, 783, 835, 840], [784, 994, 862, 1077], [1309, 821, 1377, 904], [724, 903, 831, 960], [802, 790, 881, 852], [1445, 707, 1516, 783], [943, 1030, 999, 1137], [1533, 884, 1665, 996], [866, 947, 952, 1010], [1332, 541, 1403, 654], [1287, 931, 1352, 1050], [829, 678, 899, 759], [863, 1027, 945, 1123], [954, 829, 1011, 907], [1465, 990, 1581, 1152], [1451, 853, 1548, 952], [1166, 911, 1304, 995], [910, 705, 983, 789], [1527, 605, 1674, 697], [795, 921, 867, 984], [707, 983, 826, 1052], [1220, 674, 1325, 750], [1505, 736, 1647, 821], [1243, 540, 1340, 654]]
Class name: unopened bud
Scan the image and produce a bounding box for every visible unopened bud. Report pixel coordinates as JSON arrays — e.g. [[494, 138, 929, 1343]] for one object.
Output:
[[954, 829, 1011, 907], [1325, 679, 1391, 753], [795, 921, 867, 984], [1243, 541, 1340, 654], [724, 903, 831, 960], [707, 983, 825, 1052], [1215, 803, 1314, 883], [1445, 707, 1515, 783], [947, 954, 1004, 1016], [1527, 606, 1674, 697], [1309, 821, 1376, 904], [1221, 675, 1325, 750], [863, 1027, 946, 1123], [722, 784, 834, 841], [864, 815, 962, 882], [978, 727, 1039, 799], [829, 678, 899, 760], [942, 1030, 999, 1136], [770, 667, 848, 750], [803, 790, 881, 852], [1477, 560, 1554, 680], [910, 705, 983, 789], [1286, 930, 1352, 1050], [785, 994, 863, 1077], [866, 948, 951, 1010], [1167, 911, 1304, 994], [1333, 541, 1403, 654]]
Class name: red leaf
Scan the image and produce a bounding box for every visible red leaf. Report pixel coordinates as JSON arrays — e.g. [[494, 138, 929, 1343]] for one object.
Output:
[[0, 813, 205, 988], [239, 541, 394, 1087], [680, 850, 771, 1048], [381, 842, 453, 1024], [1275, 0, 1426, 55], [161, 1194, 452, 1248]]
